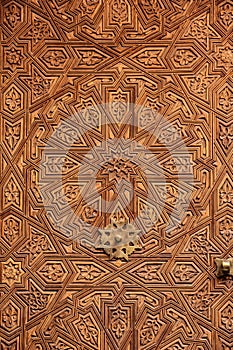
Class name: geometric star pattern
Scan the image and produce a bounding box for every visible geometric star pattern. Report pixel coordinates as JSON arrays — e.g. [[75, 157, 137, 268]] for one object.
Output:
[[1, 1, 233, 349]]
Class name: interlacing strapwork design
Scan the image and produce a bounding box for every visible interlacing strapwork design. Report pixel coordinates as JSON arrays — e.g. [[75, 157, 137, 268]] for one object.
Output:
[[0, 1, 232, 349]]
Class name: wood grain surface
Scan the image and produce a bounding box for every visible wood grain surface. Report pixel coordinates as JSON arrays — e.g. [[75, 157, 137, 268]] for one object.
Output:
[[1, 0, 233, 349]]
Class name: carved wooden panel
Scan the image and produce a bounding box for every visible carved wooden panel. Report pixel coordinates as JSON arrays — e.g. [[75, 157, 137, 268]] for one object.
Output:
[[1, 0, 233, 349]]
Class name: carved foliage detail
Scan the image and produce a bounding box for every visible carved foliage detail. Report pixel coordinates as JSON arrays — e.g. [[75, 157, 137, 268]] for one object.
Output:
[[31, 17, 53, 44], [110, 0, 129, 24], [22, 230, 52, 261], [110, 306, 128, 339], [24, 284, 49, 317], [4, 177, 21, 208], [219, 178, 233, 206], [174, 49, 196, 66], [173, 264, 198, 282], [2, 216, 21, 244], [221, 304, 233, 331], [4, 87, 22, 113], [43, 50, 67, 67], [219, 217, 233, 242], [219, 123, 233, 149], [140, 314, 163, 346], [75, 314, 99, 347], [219, 2, 233, 27], [188, 66, 214, 97], [186, 283, 216, 317], [39, 263, 66, 282], [4, 3, 22, 28], [5, 122, 21, 150], [219, 86, 233, 112], [186, 229, 214, 261], [2, 303, 19, 330]]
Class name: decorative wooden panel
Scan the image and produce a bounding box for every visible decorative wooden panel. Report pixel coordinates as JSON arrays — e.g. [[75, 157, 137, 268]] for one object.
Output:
[[1, 0, 233, 349]]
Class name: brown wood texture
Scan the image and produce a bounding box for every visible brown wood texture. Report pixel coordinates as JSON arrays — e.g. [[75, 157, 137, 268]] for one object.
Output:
[[1, 0, 233, 349]]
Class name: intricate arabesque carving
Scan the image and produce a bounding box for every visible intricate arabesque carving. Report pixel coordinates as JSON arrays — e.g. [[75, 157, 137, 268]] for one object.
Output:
[[0, 0, 231, 348], [23, 283, 50, 317], [31, 16, 53, 44]]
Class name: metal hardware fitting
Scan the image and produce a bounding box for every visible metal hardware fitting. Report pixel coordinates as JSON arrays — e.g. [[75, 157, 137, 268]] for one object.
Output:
[[215, 258, 233, 278]]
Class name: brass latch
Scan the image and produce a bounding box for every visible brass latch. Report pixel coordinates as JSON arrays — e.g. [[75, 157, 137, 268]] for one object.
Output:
[[215, 258, 233, 278]]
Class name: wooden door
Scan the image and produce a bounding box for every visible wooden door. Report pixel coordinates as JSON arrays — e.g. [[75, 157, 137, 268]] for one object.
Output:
[[1, 1, 233, 349]]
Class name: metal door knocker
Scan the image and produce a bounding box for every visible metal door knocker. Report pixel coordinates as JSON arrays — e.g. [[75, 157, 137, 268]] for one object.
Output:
[[215, 258, 233, 278]]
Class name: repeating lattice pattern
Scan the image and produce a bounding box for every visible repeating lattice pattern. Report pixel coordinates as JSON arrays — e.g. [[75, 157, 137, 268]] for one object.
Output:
[[1, 0, 233, 349]]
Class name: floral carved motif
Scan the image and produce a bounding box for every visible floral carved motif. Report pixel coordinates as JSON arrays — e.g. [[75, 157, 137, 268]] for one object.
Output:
[[31, 17, 53, 44], [4, 178, 21, 207], [139, 202, 158, 228], [219, 179, 233, 205], [135, 50, 161, 66], [79, 100, 100, 128], [139, 98, 161, 128], [5, 87, 22, 112], [187, 284, 215, 316], [4, 3, 21, 28], [186, 229, 214, 261], [3, 217, 20, 243], [99, 158, 137, 181], [43, 50, 67, 67], [110, 92, 128, 122], [162, 156, 193, 173], [78, 51, 104, 66], [136, 264, 162, 281], [5, 122, 21, 150], [221, 305, 233, 331], [219, 124, 233, 149], [2, 303, 19, 330], [186, 14, 215, 45], [80, 207, 98, 225], [2, 259, 23, 287], [219, 218, 233, 242], [23, 230, 52, 261], [24, 284, 49, 317], [80, 0, 100, 14], [76, 264, 103, 281], [159, 123, 183, 144], [40, 263, 65, 282], [173, 264, 198, 282], [189, 66, 214, 96], [5, 47, 23, 68], [45, 156, 77, 174], [219, 86, 233, 112], [75, 315, 99, 347], [219, 2, 233, 27], [110, 307, 128, 339], [174, 49, 196, 66], [140, 314, 163, 346], [217, 46, 233, 68], [27, 71, 51, 100], [140, 0, 160, 16], [111, 0, 129, 24]]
